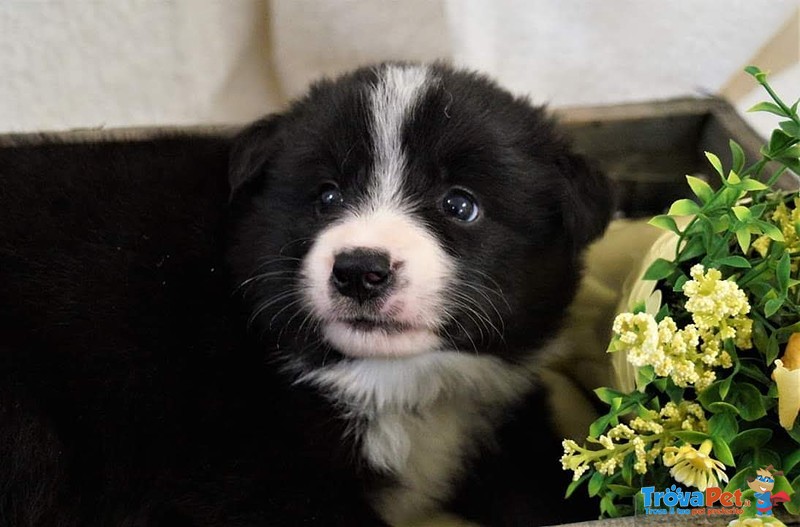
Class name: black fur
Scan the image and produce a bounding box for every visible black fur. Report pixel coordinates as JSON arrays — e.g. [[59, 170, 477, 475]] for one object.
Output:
[[0, 63, 612, 526]]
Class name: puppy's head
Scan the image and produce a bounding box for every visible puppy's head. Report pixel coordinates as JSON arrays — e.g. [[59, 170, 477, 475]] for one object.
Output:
[[228, 63, 612, 367]]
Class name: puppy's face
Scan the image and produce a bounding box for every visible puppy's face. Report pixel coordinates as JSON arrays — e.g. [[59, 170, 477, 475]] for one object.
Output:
[[228, 63, 611, 367]]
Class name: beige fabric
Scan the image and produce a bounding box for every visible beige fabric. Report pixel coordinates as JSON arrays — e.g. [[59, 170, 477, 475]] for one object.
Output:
[[539, 219, 666, 440], [2, 1, 797, 132]]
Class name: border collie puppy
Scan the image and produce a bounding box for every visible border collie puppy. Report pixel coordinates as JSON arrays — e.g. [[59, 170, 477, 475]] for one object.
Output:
[[227, 62, 613, 525], [0, 62, 610, 527]]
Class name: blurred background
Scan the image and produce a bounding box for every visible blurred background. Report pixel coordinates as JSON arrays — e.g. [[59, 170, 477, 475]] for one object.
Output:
[[0, 0, 798, 137]]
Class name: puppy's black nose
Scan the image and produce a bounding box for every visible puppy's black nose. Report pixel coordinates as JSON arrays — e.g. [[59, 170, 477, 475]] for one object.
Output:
[[331, 249, 392, 303]]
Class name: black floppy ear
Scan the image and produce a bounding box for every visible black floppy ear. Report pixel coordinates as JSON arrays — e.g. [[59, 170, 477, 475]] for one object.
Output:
[[559, 153, 614, 249], [228, 114, 285, 202]]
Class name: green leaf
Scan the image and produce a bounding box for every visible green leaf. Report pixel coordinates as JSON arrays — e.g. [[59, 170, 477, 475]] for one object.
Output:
[[729, 140, 746, 173], [713, 437, 736, 467], [565, 471, 590, 498], [594, 387, 626, 405], [749, 203, 767, 219], [648, 214, 680, 234], [768, 129, 795, 153], [787, 420, 800, 446], [607, 484, 639, 497], [725, 467, 754, 494], [710, 214, 731, 234], [600, 494, 620, 517], [705, 151, 724, 178], [744, 65, 767, 82], [783, 449, 800, 476], [673, 274, 689, 292], [752, 321, 769, 354], [678, 237, 705, 262], [651, 378, 668, 392], [739, 178, 769, 191], [708, 402, 740, 415], [642, 258, 676, 281], [738, 361, 770, 385], [622, 450, 633, 485], [716, 256, 751, 269], [729, 428, 773, 456], [777, 321, 800, 339], [777, 251, 791, 295], [754, 448, 782, 469], [736, 227, 751, 253], [668, 198, 701, 216], [664, 379, 684, 403], [718, 376, 733, 400], [636, 365, 655, 389], [728, 383, 768, 421], [708, 412, 739, 443], [698, 381, 722, 409], [732, 206, 751, 222], [720, 186, 744, 208], [727, 171, 741, 184], [778, 155, 800, 174], [765, 297, 784, 318], [589, 414, 611, 438], [758, 220, 785, 241], [780, 119, 800, 137], [767, 335, 780, 364], [686, 175, 714, 203], [789, 476, 800, 513], [588, 471, 604, 497], [747, 101, 787, 117], [673, 431, 710, 444]]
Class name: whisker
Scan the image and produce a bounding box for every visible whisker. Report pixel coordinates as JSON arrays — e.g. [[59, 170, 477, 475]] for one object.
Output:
[[248, 290, 301, 329], [448, 296, 487, 344], [269, 298, 306, 330], [450, 289, 505, 343], [236, 270, 296, 294], [442, 311, 478, 355], [461, 269, 512, 312], [459, 282, 507, 325]]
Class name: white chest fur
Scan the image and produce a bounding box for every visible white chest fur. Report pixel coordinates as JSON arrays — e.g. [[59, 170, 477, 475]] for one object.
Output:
[[299, 351, 542, 525]]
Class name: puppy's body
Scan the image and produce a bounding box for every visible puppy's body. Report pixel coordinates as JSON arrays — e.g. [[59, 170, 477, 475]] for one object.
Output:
[[0, 63, 612, 526]]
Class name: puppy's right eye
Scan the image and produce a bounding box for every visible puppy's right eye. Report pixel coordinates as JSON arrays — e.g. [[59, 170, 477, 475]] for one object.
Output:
[[317, 182, 344, 212]]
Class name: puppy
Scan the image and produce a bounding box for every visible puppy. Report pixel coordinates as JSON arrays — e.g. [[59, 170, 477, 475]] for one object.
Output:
[[226, 62, 613, 525], [0, 62, 611, 527]]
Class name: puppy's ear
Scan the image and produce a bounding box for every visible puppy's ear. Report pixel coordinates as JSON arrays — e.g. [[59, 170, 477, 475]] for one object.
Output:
[[228, 114, 284, 202], [559, 153, 614, 249]]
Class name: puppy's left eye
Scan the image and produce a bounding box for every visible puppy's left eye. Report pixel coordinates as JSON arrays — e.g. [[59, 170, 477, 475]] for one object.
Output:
[[317, 182, 344, 212], [442, 189, 479, 222]]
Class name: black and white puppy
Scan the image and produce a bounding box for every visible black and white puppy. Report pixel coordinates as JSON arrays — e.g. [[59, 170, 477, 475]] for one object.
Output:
[[0, 61, 609, 527], [227, 62, 613, 525]]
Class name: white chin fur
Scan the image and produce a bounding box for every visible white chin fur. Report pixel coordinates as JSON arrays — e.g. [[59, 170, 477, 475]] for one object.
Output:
[[322, 321, 441, 358]]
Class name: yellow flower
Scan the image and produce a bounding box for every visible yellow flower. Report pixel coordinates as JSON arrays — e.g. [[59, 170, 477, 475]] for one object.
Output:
[[662, 439, 728, 491], [772, 333, 800, 430]]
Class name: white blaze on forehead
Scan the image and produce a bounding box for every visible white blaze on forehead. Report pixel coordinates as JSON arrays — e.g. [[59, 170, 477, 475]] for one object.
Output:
[[368, 64, 431, 208], [298, 64, 453, 359]]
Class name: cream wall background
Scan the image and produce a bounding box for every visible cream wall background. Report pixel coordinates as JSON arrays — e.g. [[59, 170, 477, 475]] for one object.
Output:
[[1, 0, 798, 134]]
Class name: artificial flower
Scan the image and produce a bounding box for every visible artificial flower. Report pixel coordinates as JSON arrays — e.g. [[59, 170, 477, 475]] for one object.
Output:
[[772, 333, 800, 430], [662, 439, 728, 491]]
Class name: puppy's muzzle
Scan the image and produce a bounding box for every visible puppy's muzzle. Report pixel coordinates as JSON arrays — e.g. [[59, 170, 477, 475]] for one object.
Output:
[[331, 249, 393, 304]]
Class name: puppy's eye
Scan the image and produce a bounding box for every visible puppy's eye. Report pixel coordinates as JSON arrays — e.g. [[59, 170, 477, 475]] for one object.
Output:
[[317, 182, 344, 212], [442, 189, 479, 222]]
